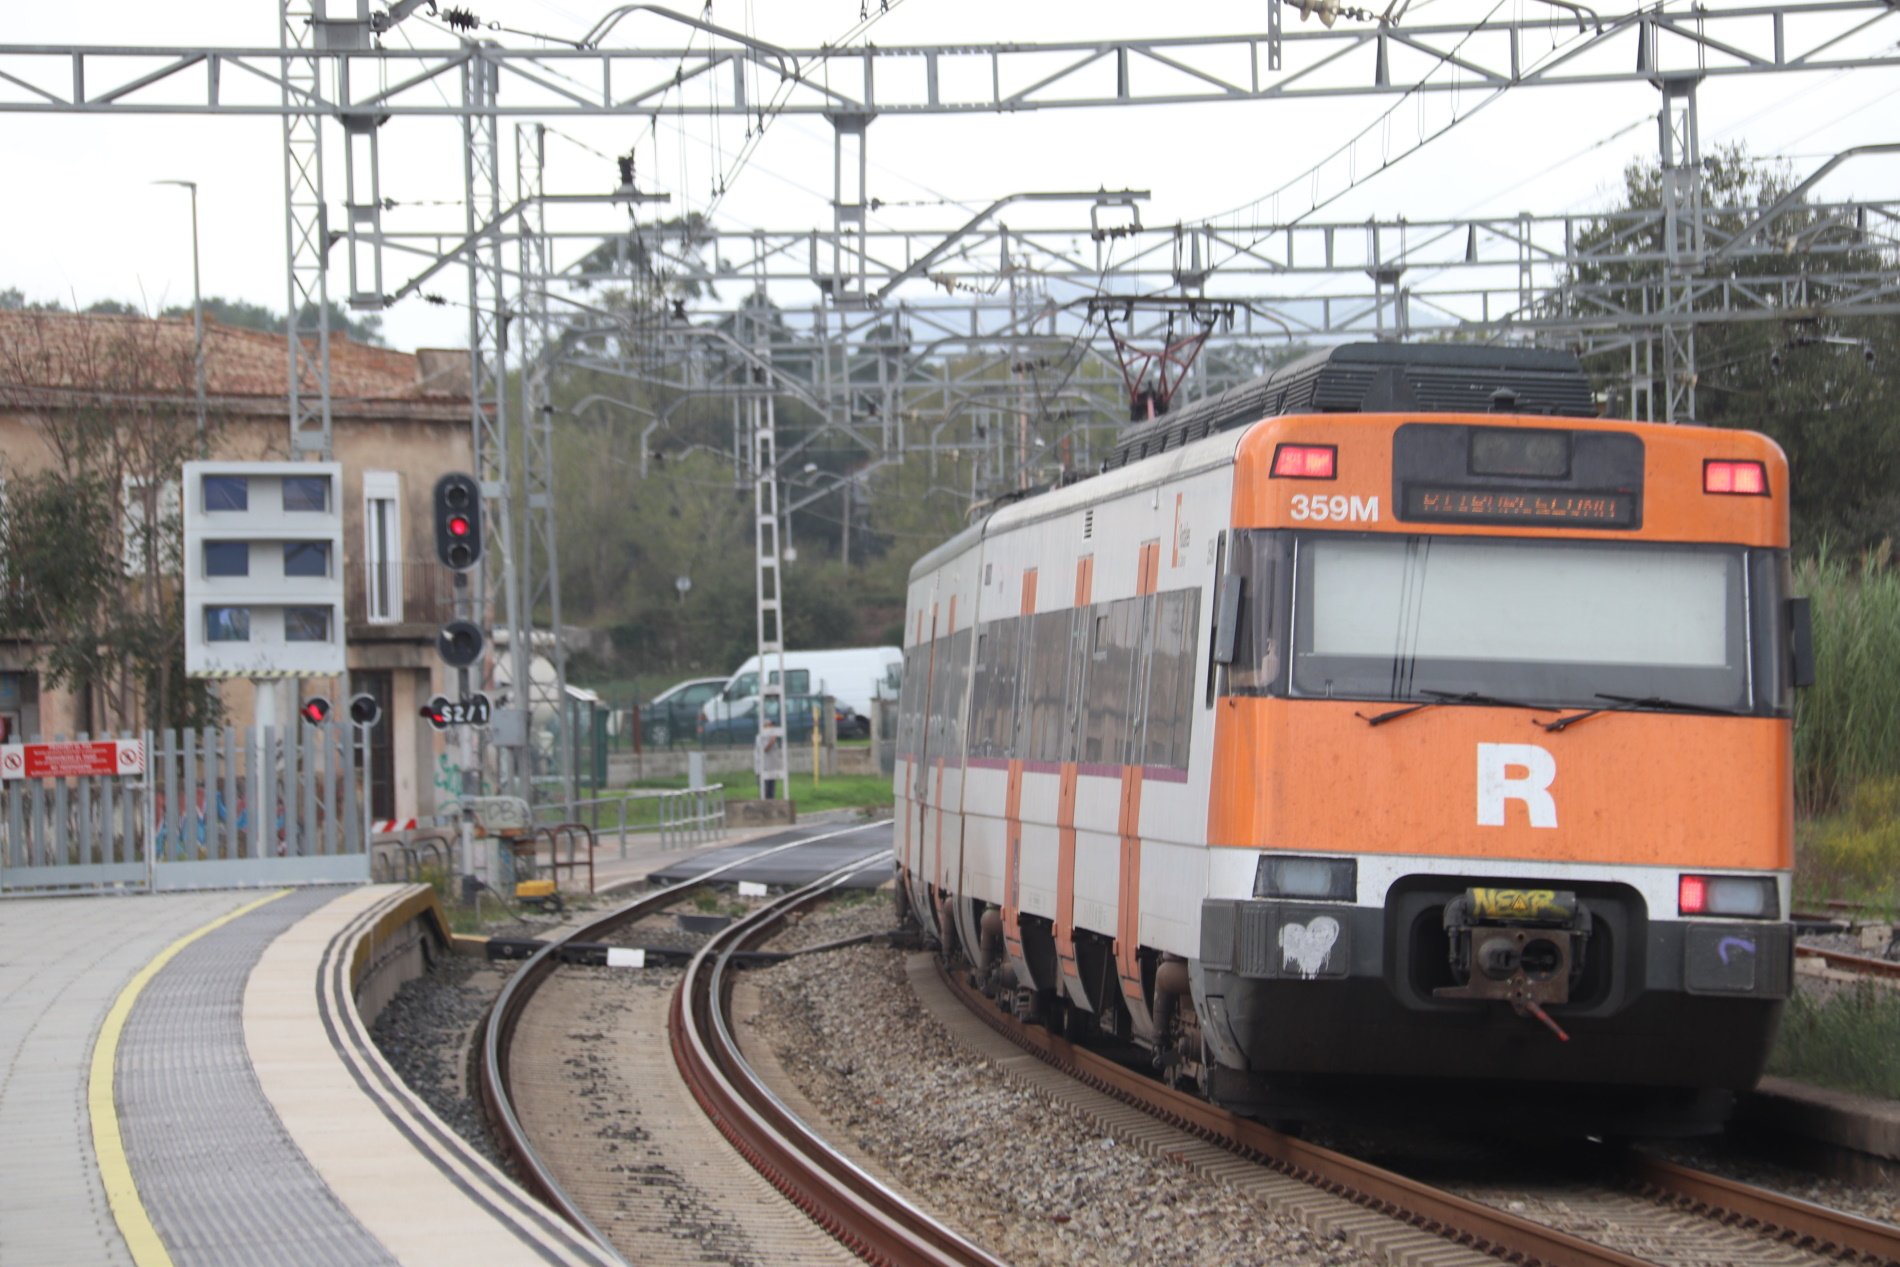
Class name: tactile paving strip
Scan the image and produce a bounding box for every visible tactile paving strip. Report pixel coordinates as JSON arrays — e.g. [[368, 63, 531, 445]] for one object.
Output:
[[117, 886, 401, 1267]]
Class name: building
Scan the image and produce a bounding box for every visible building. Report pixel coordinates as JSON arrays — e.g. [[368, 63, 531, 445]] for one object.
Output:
[[0, 309, 473, 824]]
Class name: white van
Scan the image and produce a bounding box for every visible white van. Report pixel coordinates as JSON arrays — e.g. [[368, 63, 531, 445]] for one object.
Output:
[[700, 646, 902, 738]]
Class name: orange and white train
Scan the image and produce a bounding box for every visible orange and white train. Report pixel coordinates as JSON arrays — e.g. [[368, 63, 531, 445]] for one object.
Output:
[[893, 343, 1813, 1133]]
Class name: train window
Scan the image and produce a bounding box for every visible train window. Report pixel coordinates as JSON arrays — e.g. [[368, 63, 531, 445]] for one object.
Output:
[[924, 629, 972, 761], [969, 618, 1024, 759], [1143, 588, 1201, 769], [1227, 531, 1294, 695], [896, 645, 927, 758], [1022, 610, 1075, 764], [1289, 535, 1754, 711], [1080, 598, 1142, 765], [945, 629, 972, 758]]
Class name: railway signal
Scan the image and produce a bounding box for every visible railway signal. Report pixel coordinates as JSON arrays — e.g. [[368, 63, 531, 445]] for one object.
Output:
[[421, 693, 492, 730], [436, 619, 484, 668], [432, 473, 483, 571], [348, 693, 382, 729], [298, 696, 332, 726]]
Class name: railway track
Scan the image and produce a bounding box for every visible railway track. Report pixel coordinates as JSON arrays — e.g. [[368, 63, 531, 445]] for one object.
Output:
[[1797, 944, 1900, 983], [671, 853, 1008, 1267], [479, 821, 1004, 1267], [478, 822, 898, 1264], [936, 960, 1900, 1267]]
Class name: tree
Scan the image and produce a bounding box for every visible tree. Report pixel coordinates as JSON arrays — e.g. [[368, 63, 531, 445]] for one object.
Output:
[[0, 312, 222, 732], [1561, 147, 1900, 554]]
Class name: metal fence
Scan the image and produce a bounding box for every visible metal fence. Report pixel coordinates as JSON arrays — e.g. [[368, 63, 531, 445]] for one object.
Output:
[[1, 726, 370, 897], [545, 787, 727, 855]]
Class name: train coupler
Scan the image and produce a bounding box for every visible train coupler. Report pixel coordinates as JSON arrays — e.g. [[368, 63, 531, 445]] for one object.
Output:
[[1434, 888, 1591, 1039]]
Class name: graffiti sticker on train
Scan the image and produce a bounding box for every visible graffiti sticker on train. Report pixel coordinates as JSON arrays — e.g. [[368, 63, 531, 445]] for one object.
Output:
[[1280, 916, 1341, 979], [1288, 493, 1380, 523], [1476, 742, 1558, 828]]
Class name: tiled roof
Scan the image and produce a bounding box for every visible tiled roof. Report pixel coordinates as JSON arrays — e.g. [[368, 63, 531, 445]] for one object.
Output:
[[0, 310, 468, 420]]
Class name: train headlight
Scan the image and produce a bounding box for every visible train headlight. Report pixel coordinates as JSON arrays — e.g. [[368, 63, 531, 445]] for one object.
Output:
[[1678, 873, 1778, 919], [1256, 855, 1357, 902]]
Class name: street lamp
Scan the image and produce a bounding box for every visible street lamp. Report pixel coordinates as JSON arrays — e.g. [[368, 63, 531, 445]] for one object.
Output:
[[152, 179, 206, 440]]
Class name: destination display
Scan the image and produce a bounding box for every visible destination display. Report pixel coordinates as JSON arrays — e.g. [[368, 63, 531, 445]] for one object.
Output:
[[1401, 485, 1637, 528]]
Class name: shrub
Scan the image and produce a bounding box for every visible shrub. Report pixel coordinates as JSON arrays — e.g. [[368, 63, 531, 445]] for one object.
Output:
[[1767, 983, 1900, 1101], [1794, 549, 1900, 815]]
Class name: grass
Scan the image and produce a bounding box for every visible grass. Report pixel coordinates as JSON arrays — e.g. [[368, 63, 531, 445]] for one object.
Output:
[[590, 768, 895, 825], [1794, 778, 1900, 915], [1767, 984, 1900, 1101], [1794, 548, 1900, 817]]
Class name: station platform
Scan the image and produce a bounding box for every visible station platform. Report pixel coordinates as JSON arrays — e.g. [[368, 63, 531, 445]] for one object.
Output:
[[0, 817, 889, 1267]]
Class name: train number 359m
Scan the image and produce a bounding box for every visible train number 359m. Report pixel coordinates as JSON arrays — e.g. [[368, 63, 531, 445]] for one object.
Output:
[[1289, 493, 1381, 522]]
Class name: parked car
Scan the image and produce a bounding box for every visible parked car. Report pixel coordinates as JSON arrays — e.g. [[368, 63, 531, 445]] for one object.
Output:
[[699, 647, 899, 738], [639, 676, 727, 747], [697, 693, 829, 746]]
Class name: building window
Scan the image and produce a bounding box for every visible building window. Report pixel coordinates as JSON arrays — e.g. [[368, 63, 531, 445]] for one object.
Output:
[[284, 606, 331, 642], [206, 607, 250, 641], [282, 476, 330, 513], [204, 541, 249, 577], [283, 541, 330, 578], [203, 475, 248, 511], [363, 471, 401, 623]]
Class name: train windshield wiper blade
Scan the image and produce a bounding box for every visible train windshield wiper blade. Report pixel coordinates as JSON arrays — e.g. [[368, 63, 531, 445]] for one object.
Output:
[[1419, 689, 1545, 709], [1542, 692, 1743, 733], [1357, 688, 1544, 727]]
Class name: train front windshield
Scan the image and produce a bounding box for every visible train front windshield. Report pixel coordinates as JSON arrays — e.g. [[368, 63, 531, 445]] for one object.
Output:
[[1230, 531, 1790, 714]]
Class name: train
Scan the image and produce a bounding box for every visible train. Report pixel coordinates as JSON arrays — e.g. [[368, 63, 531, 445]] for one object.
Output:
[[892, 342, 1814, 1135]]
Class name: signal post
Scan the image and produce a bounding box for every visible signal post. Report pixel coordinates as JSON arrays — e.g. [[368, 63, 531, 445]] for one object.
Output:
[[432, 473, 486, 891]]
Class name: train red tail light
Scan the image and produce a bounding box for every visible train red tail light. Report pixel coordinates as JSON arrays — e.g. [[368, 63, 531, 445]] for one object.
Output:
[[1271, 444, 1337, 479], [1678, 873, 1778, 918], [1703, 460, 1767, 495]]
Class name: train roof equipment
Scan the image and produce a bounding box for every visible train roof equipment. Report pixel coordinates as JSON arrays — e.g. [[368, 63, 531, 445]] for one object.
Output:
[[1103, 342, 1598, 473]]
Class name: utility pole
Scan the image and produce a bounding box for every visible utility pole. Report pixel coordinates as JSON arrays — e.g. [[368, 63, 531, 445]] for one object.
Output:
[[152, 179, 206, 442]]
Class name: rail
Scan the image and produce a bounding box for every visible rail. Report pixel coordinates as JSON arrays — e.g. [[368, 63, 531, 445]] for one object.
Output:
[[938, 960, 1900, 1267], [672, 847, 1006, 1267], [1796, 944, 1900, 983], [476, 823, 889, 1263]]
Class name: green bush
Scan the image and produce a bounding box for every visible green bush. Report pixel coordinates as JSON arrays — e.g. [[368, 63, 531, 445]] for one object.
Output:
[[1794, 549, 1900, 815], [1767, 984, 1900, 1101]]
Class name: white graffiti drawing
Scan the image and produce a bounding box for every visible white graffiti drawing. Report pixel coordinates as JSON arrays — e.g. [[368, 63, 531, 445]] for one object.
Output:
[[1279, 916, 1341, 979]]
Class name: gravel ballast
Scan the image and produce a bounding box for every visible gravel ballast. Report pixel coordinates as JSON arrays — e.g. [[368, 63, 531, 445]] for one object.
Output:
[[747, 917, 1379, 1267]]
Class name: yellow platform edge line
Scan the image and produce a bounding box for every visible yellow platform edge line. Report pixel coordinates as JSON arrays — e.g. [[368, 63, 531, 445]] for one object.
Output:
[[87, 890, 293, 1267]]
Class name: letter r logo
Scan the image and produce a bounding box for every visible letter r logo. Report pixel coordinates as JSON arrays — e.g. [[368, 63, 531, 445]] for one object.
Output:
[[1476, 743, 1559, 828]]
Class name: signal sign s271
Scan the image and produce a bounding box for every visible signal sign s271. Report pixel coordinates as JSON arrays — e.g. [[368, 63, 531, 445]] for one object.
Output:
[[421, 692, 493, 730]]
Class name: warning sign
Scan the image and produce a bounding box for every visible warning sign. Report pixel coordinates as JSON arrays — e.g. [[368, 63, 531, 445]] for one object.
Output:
[[0, 739, 146, 781]]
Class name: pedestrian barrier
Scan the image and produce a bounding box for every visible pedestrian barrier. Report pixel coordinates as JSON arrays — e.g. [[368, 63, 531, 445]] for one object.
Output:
[[1, 726, 368, 896]]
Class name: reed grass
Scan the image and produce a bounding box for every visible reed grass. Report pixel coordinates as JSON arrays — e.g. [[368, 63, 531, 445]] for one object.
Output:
[[1793, 549, 1900, 816]]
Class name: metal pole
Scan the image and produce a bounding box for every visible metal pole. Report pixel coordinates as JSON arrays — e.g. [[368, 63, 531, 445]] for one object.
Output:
[[152, 180, 206, 441]]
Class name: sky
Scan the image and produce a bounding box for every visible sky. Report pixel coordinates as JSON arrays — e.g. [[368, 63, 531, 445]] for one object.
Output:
[[2, 0, 1897, 352]]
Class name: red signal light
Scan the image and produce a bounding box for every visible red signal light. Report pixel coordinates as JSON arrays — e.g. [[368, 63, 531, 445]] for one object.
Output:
[[448, 514, 471, 537], [1678, 874, 1708, 915], [1703, 460, 1767, 496], [1271, 444, 1337, 479], [298, 696, 332, 726]]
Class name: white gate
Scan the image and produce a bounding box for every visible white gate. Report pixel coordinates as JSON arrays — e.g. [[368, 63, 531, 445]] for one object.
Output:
[[0, 725, 369, 896]]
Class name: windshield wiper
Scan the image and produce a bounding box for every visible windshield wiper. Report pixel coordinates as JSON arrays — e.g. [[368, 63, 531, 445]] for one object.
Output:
[[1356, 688, 1547, 727], [1541, 692, 1744, 733]]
